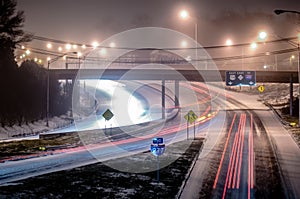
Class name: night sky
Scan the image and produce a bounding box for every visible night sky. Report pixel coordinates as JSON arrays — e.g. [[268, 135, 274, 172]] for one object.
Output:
[[16, 0, 300, 46]]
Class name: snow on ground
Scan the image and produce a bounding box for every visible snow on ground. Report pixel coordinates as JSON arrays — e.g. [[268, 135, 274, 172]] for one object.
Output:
[[228, 83, 300, 148], [0, 115, 73, 140], [227, 83, 299, 106], [2, 82, 300, 145], [0, 140, 203, 198]]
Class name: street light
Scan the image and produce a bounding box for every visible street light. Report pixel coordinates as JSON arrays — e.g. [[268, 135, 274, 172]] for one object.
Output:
[[46, 52, 78, 126], [225, 39, 233, 46], [250, 42, 257, 50], [258, 30, 297, 115], [274, 9, 300, 15], [258, 31, 268, 40], [181, 40, 188, 48], [179, 10, 189, 19], [274, 9, 300, 126], [179, 9, 198, 68]]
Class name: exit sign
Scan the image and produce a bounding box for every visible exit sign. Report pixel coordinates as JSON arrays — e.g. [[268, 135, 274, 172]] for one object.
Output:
[[226, 71, 256, 86]]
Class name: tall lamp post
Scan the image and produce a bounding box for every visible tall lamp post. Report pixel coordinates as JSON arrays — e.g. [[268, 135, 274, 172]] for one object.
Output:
[[46, 52, 78, 126], [274, 9, 300, 126], [259, 30, 299, 116], [179, 9, 198, 68]]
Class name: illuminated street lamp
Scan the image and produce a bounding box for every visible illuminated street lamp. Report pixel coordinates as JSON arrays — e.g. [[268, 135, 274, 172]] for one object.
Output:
[[179, 9, 198, 67], [225, 39, 233, 46], [179, 10, 189, 19], [46, 52, 78, 126], [274, 9, 300, 15], [109, 42, 116, 48], [250, 42, 257, 50], [92, 41, 99, 49], [65, 43, 72, 50], [47, 43, 52, 49], [25, 49, 30, 55], [291, 55, 295, 60], [258, 31, 268, 40], [181, 40, 188, 48], [290, 55, 296, 66]]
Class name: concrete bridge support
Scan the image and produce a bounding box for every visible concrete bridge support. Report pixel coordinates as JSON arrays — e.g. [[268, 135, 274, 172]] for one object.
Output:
[[290, 73, 293, 116], [162, 80, 165, 120], [175, 80, 180, 108]]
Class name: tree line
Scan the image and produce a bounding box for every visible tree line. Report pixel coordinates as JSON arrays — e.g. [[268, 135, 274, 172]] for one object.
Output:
[[0, 0, 71, 127]]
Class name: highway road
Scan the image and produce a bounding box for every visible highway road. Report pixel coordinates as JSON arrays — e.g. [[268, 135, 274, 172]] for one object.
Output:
[[2, 81, 299, 199], [179, 84, 300, 199], [212, 111, 254, 199], [0, 80, 223, 185], [46, 80, 178, 134]]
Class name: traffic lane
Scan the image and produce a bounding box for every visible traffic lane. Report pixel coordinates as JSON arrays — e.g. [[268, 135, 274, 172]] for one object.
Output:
[[0, 108, 221, 185], [0, 87, 219, 185], [0, 81, 217, 184], [213, 112, 254, 199], [47, 81, 177, 134], [256, 109, 300, 198]]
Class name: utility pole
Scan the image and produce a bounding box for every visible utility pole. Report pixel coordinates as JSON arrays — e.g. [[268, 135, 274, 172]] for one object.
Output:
[[274, 9, 300, 126], [46, 52, 78, 126]]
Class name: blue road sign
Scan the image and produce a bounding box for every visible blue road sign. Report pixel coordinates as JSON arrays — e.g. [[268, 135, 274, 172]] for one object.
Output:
[[150, 144, 165, 156], [226, 71, 256, 86], [153, 137, 164, 144]]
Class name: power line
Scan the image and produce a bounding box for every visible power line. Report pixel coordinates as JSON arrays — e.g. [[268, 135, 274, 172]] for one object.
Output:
[[28, 33, 298, 51], [16, 45, 298, 63]]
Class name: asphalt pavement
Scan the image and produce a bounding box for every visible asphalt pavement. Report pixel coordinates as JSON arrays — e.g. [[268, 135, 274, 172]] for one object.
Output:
[[179, 88, 300, 199]]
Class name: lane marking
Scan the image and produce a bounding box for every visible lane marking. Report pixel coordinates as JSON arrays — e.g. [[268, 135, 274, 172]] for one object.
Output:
[[251, 113, 254, 189], [237, 113, 246, 188], [213, 113, 237, 189], [248, 114, 251, 199], [232, 114, 245, 189], [222, 132, 239, 199], [229, 114, 243, 188]]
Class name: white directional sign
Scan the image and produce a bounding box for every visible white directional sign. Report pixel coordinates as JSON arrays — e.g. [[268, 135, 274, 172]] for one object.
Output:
[[238, 74, 244, 80]]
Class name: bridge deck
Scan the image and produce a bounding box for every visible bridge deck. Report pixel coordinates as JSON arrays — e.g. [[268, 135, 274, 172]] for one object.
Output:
[[50, 69, 298, 83]]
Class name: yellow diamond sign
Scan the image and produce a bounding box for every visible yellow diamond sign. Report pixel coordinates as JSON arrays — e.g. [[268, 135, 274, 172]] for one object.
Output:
[[102, 109, 114, 121], [184, 110, 198, 124], [258, 85, 265, 93]]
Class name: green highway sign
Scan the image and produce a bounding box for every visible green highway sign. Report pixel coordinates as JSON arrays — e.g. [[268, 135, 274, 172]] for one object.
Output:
[[226, 71, 256, 86]]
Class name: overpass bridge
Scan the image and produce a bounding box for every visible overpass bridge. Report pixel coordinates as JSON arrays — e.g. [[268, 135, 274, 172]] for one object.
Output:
[[50, 69, 298, 83], [49, 46, 299, 118], [51, 68, 298, 119]]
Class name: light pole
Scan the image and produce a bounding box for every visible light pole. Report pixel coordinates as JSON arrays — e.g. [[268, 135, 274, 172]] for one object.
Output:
[[259, 30, 299, 116], [179, 9, 198, 68], [46, 52, 78, 126], [274, 9, 300, 15], [274, 9, 300, 126]]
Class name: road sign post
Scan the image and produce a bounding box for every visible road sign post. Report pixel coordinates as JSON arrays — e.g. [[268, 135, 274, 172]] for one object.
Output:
[[194, 121, 196, 139], [102, 109, 114, 135], [186, 117, 189, 140], [150, 137, 165, 183], [184, 110, 198, 140]]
